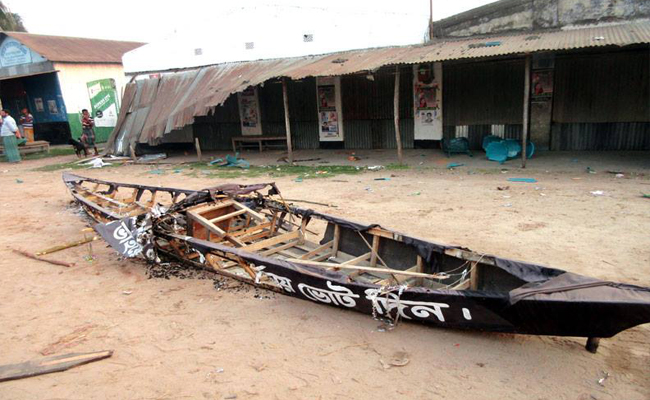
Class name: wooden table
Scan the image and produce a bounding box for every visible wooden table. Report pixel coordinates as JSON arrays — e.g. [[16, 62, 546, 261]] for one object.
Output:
[[231, 136, 287, 153], [0, 140, 50, 156]]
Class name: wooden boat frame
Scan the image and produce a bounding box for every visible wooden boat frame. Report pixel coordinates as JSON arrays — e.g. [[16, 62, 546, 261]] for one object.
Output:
[[63, 172, 650, 353]]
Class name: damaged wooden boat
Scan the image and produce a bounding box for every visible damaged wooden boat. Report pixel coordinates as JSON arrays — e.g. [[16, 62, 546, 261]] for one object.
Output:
[[63, 172, 650, 352]]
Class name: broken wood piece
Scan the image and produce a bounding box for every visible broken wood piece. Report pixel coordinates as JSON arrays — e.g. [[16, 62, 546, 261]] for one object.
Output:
[[283, 198, 337, 208], [36, 236, 99, 256], [286, 258, 447, 280], [12, 249, 74, 268], [0, 350, 112, 383]]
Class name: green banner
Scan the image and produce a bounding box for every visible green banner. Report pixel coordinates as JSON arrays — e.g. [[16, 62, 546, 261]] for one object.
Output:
[[87, 78, 119, 128]]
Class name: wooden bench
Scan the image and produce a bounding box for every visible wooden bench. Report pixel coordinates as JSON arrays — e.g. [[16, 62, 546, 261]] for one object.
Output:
[[231, 136, 287, 153], [0, 140, 50, 156]]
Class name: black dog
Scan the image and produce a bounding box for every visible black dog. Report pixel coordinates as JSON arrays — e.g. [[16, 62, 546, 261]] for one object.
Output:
[[69, 138, 88, 157]]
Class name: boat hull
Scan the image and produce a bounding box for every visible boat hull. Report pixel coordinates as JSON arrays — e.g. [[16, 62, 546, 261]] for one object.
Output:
[[161, 232, 650, 338]]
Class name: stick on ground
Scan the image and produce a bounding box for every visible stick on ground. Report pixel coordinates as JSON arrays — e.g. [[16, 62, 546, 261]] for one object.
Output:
[[12, 249, 74, 268], [36, 236, 99, 256], [0, 350, 113, 383]]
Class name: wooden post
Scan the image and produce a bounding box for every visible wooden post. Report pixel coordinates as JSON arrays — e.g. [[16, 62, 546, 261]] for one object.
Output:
[[429, 0, 434, 41], [282, 78, 294, 164], [521, 55, 531, 168], [393, 66, 403, 165], [194, 138, 202, 162]]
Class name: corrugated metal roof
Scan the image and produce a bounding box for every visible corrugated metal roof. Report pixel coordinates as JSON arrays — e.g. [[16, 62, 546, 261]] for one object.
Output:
[[3, 32, 144, 63], [108, 21, 650, 152]]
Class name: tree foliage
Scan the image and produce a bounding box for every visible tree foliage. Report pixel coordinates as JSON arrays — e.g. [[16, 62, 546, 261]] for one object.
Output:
[[0, 1, 27, 32]]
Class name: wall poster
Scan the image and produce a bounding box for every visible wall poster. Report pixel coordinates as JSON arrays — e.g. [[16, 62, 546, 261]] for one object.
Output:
[[34, 97, 44, 112], [238, 86, 262, 136], [87, 78, 119, 128], [531, 70, 553, 100], [316, 77, 343, 141], [413, 63, 443, 140], [47, 99, 59, 114]]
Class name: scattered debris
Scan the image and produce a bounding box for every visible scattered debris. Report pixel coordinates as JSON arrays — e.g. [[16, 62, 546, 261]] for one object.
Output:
[[148, 169, 165, 175], [348, 155, 361, 161], [84, 158, 112, 168], [15, 178, 23, 183], [446, 162, 465, 169], [374, 177, 390, 181], [315, 170, 328, 175], [597, 371, 610, 386], [12, 249, 73, 268], [497, 186, 510, 191], [122, 290, 132, 295], [586, 166, 596, 174], [294, 177, 303, 183], [40, 324, 97, 355], [409, 191, 421, 196], [590, 190, 605, 196], [615, 173, 624, 178], [212, 153, 250, 169], [379, 351, 410, 369], [507, 178, 537, 183], [277, 156, 321, 163], [0, 350, 113, 383], [251, 363, 267, 372], [642, 193, 650, 199], [284, 198, 337, 208], [137, 153, 167, 163], [367, 165, 384, 171]]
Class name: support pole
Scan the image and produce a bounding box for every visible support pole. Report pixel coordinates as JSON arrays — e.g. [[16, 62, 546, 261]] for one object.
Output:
[[282, 78, 294, 164], [394, 66, 403, 165], [522, 55, 531, 168], [194, 138, 202, 162], [585, 337, 601, 353], [429, 0, 434, 41]]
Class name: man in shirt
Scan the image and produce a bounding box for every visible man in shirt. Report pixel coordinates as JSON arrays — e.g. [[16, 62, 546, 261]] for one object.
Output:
[[19, 107, 34, 142], [1, 109, 21, 162], [81, 109, 99, 156]]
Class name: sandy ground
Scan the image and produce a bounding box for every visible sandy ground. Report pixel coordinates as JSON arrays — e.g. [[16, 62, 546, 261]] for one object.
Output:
[[1, 149, 649, 400]]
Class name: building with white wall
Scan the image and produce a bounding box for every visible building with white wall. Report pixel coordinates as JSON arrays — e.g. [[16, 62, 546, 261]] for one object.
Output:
[[123, 5, 429, 75]]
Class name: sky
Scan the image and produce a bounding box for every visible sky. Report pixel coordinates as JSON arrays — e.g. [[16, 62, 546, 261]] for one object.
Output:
[[6, 0, 497, 43]]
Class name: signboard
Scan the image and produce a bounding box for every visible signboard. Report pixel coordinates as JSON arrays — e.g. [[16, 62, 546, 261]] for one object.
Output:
[[0, 38, 32, 67], [238, 87, 262, 136], [87, 79, 119, 128], [413, 63, 443, 140], [316, 77, 343, 141]]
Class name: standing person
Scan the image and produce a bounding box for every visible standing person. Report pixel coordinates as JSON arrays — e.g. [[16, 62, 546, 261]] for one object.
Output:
[[81, 109, 98, 156], [19, 108, 34, 142], [1, 109, 21, 163]]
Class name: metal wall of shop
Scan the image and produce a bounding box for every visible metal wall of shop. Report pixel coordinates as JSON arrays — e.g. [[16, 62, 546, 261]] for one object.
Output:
[[551, 48, 650, 150], [551, 122, 650, 150], [442, 124, 522, 150], [443, 59, 525, 126], [193, 95, 241, 150], [442, 59, 525, 150], [341, 66, 414, 149], [258, 78, 320, 149]]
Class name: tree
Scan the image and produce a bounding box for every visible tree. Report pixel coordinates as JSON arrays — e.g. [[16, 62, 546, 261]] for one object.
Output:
[[0, 2, 27, 32]]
